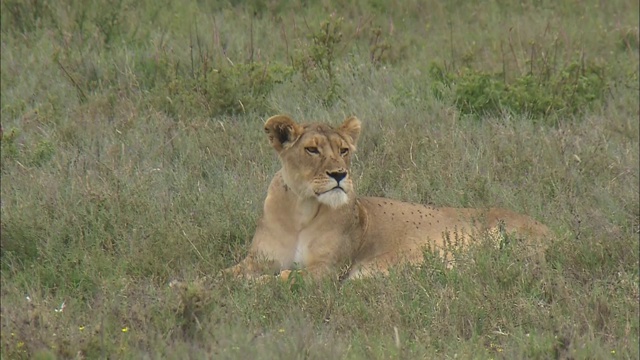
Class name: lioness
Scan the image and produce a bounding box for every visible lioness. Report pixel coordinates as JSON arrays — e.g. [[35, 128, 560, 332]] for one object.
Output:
[[224, 115, 549, 280]]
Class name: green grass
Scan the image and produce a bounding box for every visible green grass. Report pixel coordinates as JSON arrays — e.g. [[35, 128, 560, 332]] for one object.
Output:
[[1, 0, 638, 358]]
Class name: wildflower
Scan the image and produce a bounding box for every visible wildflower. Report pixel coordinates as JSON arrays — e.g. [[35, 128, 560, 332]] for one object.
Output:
[[79, 326, 85, 331], [611, 350, 616, 354], [489, 343, 504, 353], [278, 328, 285, 333], [122, 327, 129, 333], [54, 301, 66, 313]]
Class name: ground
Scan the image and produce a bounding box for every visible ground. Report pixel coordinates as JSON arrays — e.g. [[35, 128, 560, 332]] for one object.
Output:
[[1, 0, 638, 358]]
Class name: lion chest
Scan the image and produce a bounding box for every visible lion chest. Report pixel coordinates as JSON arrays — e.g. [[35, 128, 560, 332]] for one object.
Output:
[[285, 199, 322, 268], [292, 232, 311, 266]]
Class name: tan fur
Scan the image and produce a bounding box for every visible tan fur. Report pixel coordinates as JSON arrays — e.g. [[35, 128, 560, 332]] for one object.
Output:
[[224, 115, 550, 281]]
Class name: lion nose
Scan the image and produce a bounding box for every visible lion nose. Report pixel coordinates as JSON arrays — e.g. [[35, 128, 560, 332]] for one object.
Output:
[[327, 170, 347, 183]]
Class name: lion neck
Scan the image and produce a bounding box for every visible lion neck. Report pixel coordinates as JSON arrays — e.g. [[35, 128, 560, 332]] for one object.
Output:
[[294, 197, 323, 229]]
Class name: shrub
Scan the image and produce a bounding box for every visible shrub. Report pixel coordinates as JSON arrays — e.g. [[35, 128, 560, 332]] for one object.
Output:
[[153, 61, 294, 119], [430, 58, 608, 123], [294, 15, 345, 106]]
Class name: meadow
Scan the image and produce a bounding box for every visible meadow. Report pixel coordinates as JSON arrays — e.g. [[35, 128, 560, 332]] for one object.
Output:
[[1, 0, 638, 358]]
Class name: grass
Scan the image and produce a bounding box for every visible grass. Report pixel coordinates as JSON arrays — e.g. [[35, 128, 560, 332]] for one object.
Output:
[[1, 0, 638, 358]]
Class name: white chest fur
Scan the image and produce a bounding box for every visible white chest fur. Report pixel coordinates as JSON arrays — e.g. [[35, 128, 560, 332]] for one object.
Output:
[[293, 234, 310, 266], [290, 198, 320, 267]]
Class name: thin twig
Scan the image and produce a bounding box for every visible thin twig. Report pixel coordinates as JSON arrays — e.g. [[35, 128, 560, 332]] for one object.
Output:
[[281, 22, 290, 66], [189, 28, 195, 79], [409, 141, 417, 168], [500, 40, 507, 83], [508, 27, 521, 74], [448, 19, 456, 71], [181, 228, 213, 267], [56, 58, 87, 102], [249, 12, 254, 64], [212, 15, 221, 70], [394, 326, 401, 349]]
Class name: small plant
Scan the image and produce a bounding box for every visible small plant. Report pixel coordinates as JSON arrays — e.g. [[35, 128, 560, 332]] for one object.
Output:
[[1, 0, 55, 33], [369, 26, 407, 66], [308, 16, 343, 83], [0, 127, 55, 170], [369, 26, 391, 65], [170, 280, 212, 338], [294, 15, 345, 106], [31, 140, 55, 167], [617, 26, 639, 52], [93, 0, 125, 45], [202, 62, 294, 116], [1, 127, 20, 165], [153, 60, 293, 118]]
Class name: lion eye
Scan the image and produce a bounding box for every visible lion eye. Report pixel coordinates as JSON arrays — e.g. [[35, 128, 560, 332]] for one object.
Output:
[[340, 148, 349, 156], [305, 147, 319, 155]]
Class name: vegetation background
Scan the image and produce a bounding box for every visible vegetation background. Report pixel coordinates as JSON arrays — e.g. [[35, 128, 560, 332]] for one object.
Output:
[[1, 0, 638, 358]]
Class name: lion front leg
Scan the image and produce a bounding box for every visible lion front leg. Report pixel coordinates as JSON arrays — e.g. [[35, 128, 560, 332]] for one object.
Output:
[[222, 254, 279, 280], [276, 261, 339, 282]]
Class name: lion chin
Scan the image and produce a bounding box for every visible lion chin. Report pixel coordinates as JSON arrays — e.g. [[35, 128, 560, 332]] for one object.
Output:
[[317, 188, 349, 208]]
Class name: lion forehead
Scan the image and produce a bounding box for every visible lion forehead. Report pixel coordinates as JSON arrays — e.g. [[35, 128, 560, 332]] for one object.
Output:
[[297, 127, 352, 149], [299, 134, 348, 149]]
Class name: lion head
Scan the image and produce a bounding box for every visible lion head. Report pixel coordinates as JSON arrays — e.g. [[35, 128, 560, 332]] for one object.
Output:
[[264, 115, 361, 208]]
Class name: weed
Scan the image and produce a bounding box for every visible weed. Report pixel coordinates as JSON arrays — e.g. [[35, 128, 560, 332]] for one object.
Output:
[[369, 26, 391, 65], [0, 127, 20, 164], [156, 61, 293, 118], [94, 0, 125, 45], [617, 26, 640, 52], [31, 140, 55, 167]]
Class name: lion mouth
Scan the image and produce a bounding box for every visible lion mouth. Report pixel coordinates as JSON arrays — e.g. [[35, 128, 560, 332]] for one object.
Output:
[[316, 186, 345, 196], [315, 186, 350, 208]]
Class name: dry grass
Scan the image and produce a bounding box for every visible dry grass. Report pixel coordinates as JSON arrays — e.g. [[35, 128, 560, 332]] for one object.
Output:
[[1, 0, 638, 358]]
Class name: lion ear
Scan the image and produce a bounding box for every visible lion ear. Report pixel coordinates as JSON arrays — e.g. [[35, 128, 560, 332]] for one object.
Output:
[[339, 116, 361, 146], [264, 115, 303, 153]]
